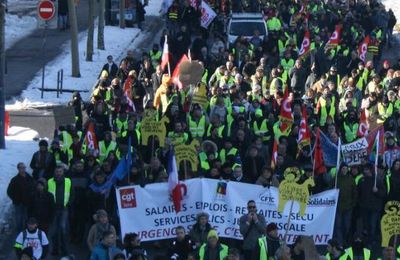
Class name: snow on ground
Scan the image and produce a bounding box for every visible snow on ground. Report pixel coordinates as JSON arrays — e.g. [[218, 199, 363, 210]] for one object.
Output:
[[5, 14, 37, 50], [6, 25, 143, 110], [0, 127, 39, 220], [382, 0, 400, 22], [145, 0, 162, 16]]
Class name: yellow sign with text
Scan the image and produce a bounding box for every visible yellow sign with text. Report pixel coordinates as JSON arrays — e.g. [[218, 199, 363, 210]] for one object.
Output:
[[175, 140, 200, 171], [141, 116, 169, 147], [381, 201, 400, 247], [278, 167, 314, 216]]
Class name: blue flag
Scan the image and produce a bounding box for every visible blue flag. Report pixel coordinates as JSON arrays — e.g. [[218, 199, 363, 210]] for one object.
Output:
[[319, 130, 338, 167]]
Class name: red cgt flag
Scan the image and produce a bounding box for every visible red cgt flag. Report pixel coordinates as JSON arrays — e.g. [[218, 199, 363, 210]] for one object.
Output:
[[85, 121, 99, 156], [313, 129, 327, 175], [279, 88, 293, 132], [325, 24, 342, 50], [298, 106, 311, 149], [357, 109, 369, 137], [298, 30, 311, 58], [358, 35, 370, 62], [271, 139, 278, 170]]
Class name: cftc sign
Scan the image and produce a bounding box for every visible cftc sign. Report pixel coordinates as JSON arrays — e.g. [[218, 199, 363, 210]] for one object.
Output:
[[37, 0, 58, 29]]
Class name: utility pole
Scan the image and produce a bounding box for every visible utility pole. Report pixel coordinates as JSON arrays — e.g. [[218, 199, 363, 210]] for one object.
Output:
[[68, 0, 81, 77], [0, 0, 6, 149]]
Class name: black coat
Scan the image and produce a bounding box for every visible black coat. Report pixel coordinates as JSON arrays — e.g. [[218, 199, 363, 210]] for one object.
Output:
[[29, 151, 56, 180], [101, 62, 118, 80], [7, 174, 35, 206], [28, 191, 55, 224]]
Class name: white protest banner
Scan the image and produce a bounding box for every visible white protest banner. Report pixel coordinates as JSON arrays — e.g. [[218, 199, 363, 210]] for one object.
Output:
[[116, 178, 338, 245], [200, 1, 217, 28], [341, 137, 368, 165]]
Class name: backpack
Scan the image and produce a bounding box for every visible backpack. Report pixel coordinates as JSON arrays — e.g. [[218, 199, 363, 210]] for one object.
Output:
[[22, 230, 43, 245]]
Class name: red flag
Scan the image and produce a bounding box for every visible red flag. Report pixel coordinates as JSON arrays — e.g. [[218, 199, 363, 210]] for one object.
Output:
[[366, 125, 385, 155], [298, 30, 311, 58], [313, 129, 327, 175], [325, 25, 342, 50], [161, 36, 170, 71], [357, 109, 369, 137], [279, 88, 293, 132], [168, 150, 186, 213], [298, 106, 311, 148], [358, 35, 370, 62], [271, 139, 278, 170], [85, 121, 99, 156], [172, 54, 189, 90]]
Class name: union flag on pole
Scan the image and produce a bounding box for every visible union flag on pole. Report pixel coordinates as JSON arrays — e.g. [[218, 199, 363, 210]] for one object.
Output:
[[314, 129, 327, 175], [325, 25, 342, 50], [85, 121, 99, 156], [279, 88, 293, 132], [298, 106, 311, 149], [172, 54, 189, 90], [358, 35, 370, 62], [271, 139, 278, 170], [161, 36, 170, 72], [357, 109, 369, 137], [298, 30, 311, 59]]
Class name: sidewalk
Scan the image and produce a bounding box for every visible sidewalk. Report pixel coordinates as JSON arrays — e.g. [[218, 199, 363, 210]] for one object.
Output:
[[4, 0, 90, 99]]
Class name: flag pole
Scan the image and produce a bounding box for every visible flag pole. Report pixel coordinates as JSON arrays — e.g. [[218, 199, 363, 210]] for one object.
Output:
[[334, 137, 341, 189], [165, 35, 171, 76], [374, 130, 380, 189]]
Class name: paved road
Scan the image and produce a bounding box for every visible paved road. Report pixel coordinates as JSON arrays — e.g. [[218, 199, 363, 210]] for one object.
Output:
[[4, 0, 90, 99]]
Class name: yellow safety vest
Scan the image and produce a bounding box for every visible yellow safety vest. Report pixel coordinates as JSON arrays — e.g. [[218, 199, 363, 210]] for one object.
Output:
[[253, 119, 270, 141], [219, 147, 238, 164], [99, 140, 117, 162], [206, 125, 225, 138], [199, 243, 228, 260], [189, 116, 206, 138], [345, 247, 370, 260], [48, 178, 72, 207], [343, 122, 359, 143], [377, 103, 393, 124]]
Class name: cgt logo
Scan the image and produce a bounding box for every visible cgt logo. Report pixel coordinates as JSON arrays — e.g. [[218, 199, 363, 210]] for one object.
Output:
[[120, 188, 137, 208]]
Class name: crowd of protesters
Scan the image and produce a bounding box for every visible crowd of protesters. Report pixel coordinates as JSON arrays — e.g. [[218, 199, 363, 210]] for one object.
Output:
[[6, 0, 400, 259]]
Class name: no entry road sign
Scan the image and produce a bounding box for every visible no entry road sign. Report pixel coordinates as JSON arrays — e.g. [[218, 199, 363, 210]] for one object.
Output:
[[38, 0, 56, 21]]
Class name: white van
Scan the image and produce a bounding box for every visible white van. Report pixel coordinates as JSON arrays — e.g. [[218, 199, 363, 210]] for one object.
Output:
[[226, 13, 268, 48]]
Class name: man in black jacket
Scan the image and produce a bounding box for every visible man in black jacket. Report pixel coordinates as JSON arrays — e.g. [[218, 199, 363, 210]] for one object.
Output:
[[7, 162, 35, 232], [100, 55, 118, 80], [168, 226, 195, 260]]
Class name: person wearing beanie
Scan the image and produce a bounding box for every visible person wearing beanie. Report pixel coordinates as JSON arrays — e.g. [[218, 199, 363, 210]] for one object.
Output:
[[15, 217, 49, 260], [30, 139, 56, 180], [87, 209, 117, 251], [253, 222, 281, 260], [198, 229, 228, 260], [7, 162, 35, 232]]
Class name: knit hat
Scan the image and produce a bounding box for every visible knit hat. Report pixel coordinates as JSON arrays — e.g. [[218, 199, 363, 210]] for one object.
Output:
[[266, 222, 278, 233], [96, 209, 108, 218], [207, 229, 219, 240], [38, 139, 48, 147]]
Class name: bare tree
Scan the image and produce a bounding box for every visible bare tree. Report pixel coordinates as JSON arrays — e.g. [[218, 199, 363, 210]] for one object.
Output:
[[0, 0, 5, 148], [119, 0, 125, 28], [97, 0, 105, 50], [86, 0, 95, 61], [68, 0, 81, 77]]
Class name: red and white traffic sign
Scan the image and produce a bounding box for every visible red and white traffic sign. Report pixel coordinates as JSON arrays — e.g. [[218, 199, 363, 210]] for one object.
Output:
[[38, 0, 56, 21]]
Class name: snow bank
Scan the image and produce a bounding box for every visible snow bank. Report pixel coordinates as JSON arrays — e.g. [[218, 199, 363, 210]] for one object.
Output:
[[5, 14, 37, 50], [145, 0, 162, 16], [6, 25, 142, 110], [0, 127, 39, 219]]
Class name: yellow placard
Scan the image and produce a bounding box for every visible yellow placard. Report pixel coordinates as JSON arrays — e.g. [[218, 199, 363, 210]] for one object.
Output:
[[278, 167, 315, 216], [175, 140, 200, 171], [192, 83, 208, 109], [381, 201, 400, 247], [141, 116, 169, 147]]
